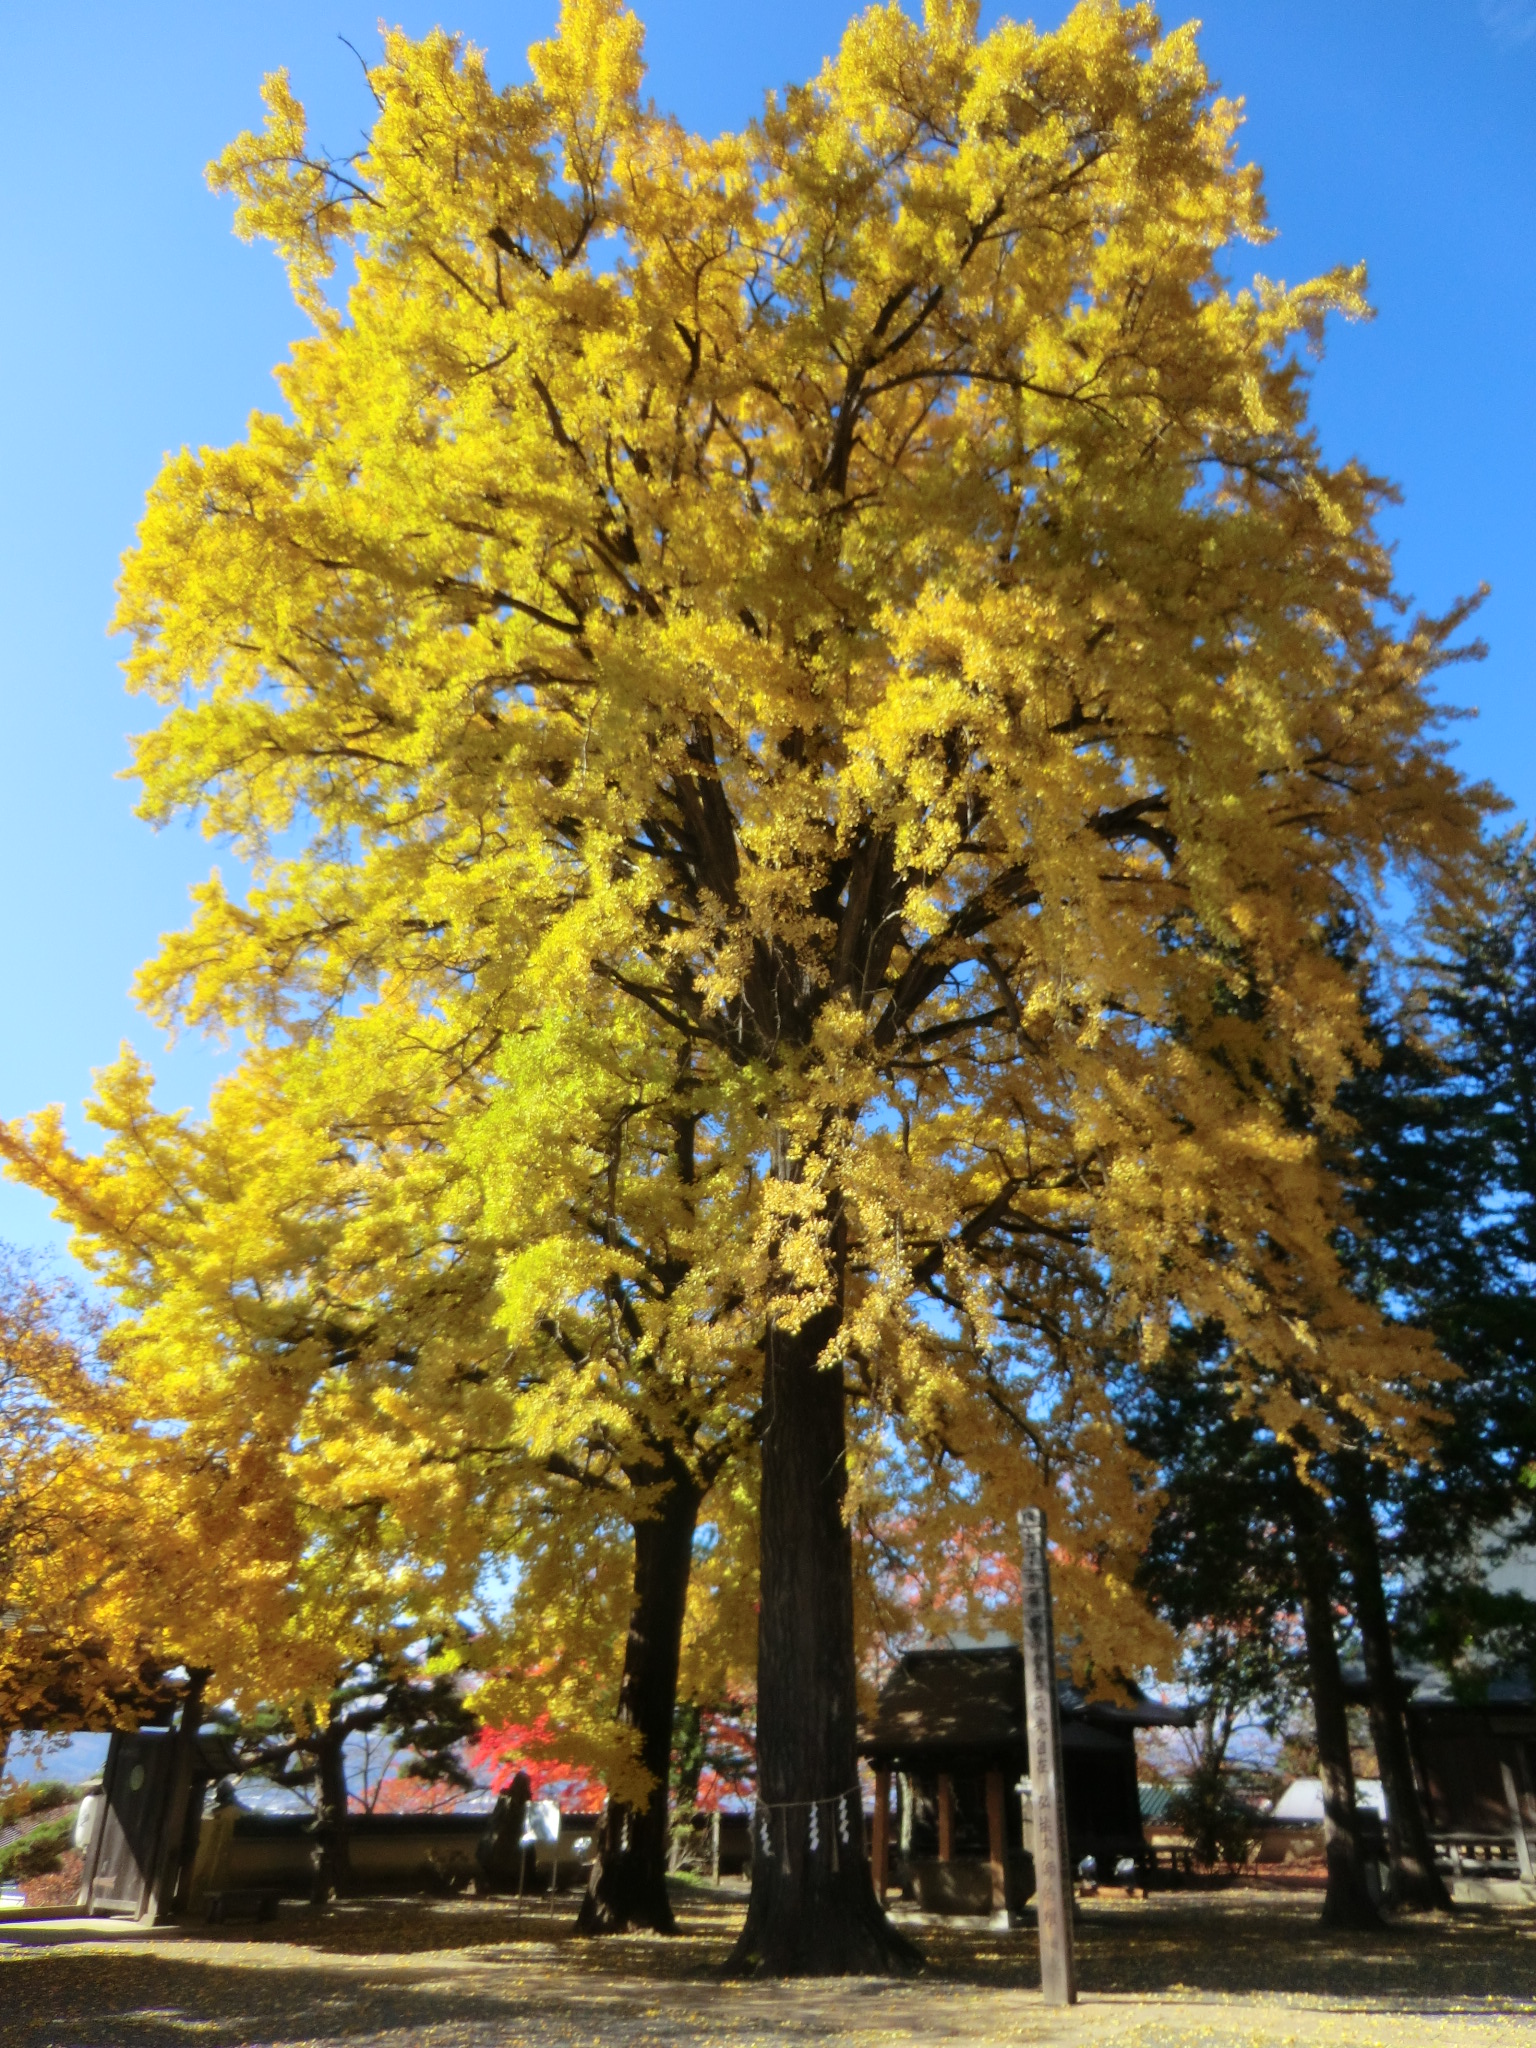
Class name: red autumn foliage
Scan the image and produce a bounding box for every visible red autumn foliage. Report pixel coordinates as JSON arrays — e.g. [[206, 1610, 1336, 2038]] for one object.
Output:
[[690, 1707, 757, 1811], [468, 1715, 603, 1807], [362, 1770, 469, 1815]]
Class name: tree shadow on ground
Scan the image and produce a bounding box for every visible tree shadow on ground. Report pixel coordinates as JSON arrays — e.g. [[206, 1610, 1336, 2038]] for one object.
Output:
[[180, 1892, 740, 1973], [918, 1892, 1536, 2003], [0, 1950, 704, 2048], [2, 1890, 1532, 2046], [253, 1886, 1536, 2005]]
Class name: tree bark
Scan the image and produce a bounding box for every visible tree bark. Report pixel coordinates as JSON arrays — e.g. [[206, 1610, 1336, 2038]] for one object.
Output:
[[1335, 1458, 1452, 1911], [1293, 1505, 1381, 1930], [728, 1310, 916, 1975], [577, 1448, 703, 1935], [311, 1724, 353, 1902]]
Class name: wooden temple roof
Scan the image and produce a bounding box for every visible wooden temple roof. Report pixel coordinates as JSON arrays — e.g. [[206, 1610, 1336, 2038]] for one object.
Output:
[[860, 1644, 1191, 1768]]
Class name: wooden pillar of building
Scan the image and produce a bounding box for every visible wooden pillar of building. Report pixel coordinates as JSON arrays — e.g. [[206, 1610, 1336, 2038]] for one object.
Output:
[[937, 1773, 955, 1864], [985, 1767, 1007, 1913], [871, 1768, 891, 1899]]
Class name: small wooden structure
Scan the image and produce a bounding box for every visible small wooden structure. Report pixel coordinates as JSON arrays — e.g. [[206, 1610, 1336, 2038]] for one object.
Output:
[[77, 1678, 206, 1922], [3, 1646, 185, 1919], [80, 1698, 607, 1918], [861, 1643, 1188, 1914], [1405, 1681, 1536, 1884], [1334, 1647, 1536, 1887]]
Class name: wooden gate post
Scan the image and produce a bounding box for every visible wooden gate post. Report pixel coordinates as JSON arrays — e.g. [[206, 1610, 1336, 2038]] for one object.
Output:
[[1021, 1506, 1076, 2007]]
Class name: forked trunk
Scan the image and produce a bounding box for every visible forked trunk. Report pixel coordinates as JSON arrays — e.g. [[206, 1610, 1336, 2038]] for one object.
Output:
[[577, 1449, 703, 1935], [728, 1312, 916, 1976], [1294, 1512, 1382, 1930], [1336, 1460, 1451, 1912]]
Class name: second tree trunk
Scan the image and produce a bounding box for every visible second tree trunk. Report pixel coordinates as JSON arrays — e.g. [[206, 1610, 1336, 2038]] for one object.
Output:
[[1334, 1459, 1450, 1911], [1294, 1506, 1382, 1930], [578, 1449, 703, 1934], [311, 1724, 353, 1903]]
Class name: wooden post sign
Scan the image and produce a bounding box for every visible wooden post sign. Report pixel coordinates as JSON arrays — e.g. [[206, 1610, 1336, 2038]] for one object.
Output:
[[1020, 1506, 1076, 2007]]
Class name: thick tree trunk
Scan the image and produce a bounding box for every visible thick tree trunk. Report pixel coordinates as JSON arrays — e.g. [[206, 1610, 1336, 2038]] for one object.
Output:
[[577, 1449, 703, 1935], [728, 1311, 916, 1976], [311, 1726, 353, 1902], [1336, 1459, 1452, 1912], [1294, 1509, 1381, 1930]]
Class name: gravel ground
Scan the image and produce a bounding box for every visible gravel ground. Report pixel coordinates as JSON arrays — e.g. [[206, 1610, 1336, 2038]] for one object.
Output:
[[2, 1883, 1533, 2048]]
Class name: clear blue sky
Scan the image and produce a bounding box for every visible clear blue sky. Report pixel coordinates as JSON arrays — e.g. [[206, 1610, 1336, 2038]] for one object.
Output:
[[2, 1, 1532, 1257]]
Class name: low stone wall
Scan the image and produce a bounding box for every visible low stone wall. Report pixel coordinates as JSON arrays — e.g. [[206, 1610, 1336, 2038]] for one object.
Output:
[[194, 1810, 598, 1903], [1254, 1823, 1324, 1864]]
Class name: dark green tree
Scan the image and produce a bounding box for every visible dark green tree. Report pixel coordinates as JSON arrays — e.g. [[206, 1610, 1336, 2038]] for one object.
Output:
[[212, 1642, 478, 1897], [1128, 1331, 1387, 1927], [1339, 832, 1536, 1661]]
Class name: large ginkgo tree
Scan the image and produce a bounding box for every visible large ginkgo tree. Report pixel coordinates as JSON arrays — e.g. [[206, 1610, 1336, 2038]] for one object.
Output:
[[87, 0, 1485, 1971]]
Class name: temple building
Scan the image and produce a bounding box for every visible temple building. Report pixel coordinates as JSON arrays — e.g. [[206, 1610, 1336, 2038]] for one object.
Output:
[[861, 1641, 1189, 1915]]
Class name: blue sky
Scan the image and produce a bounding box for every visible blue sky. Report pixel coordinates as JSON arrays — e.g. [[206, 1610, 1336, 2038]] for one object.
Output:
[[2, 0, 1532, 1257]]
